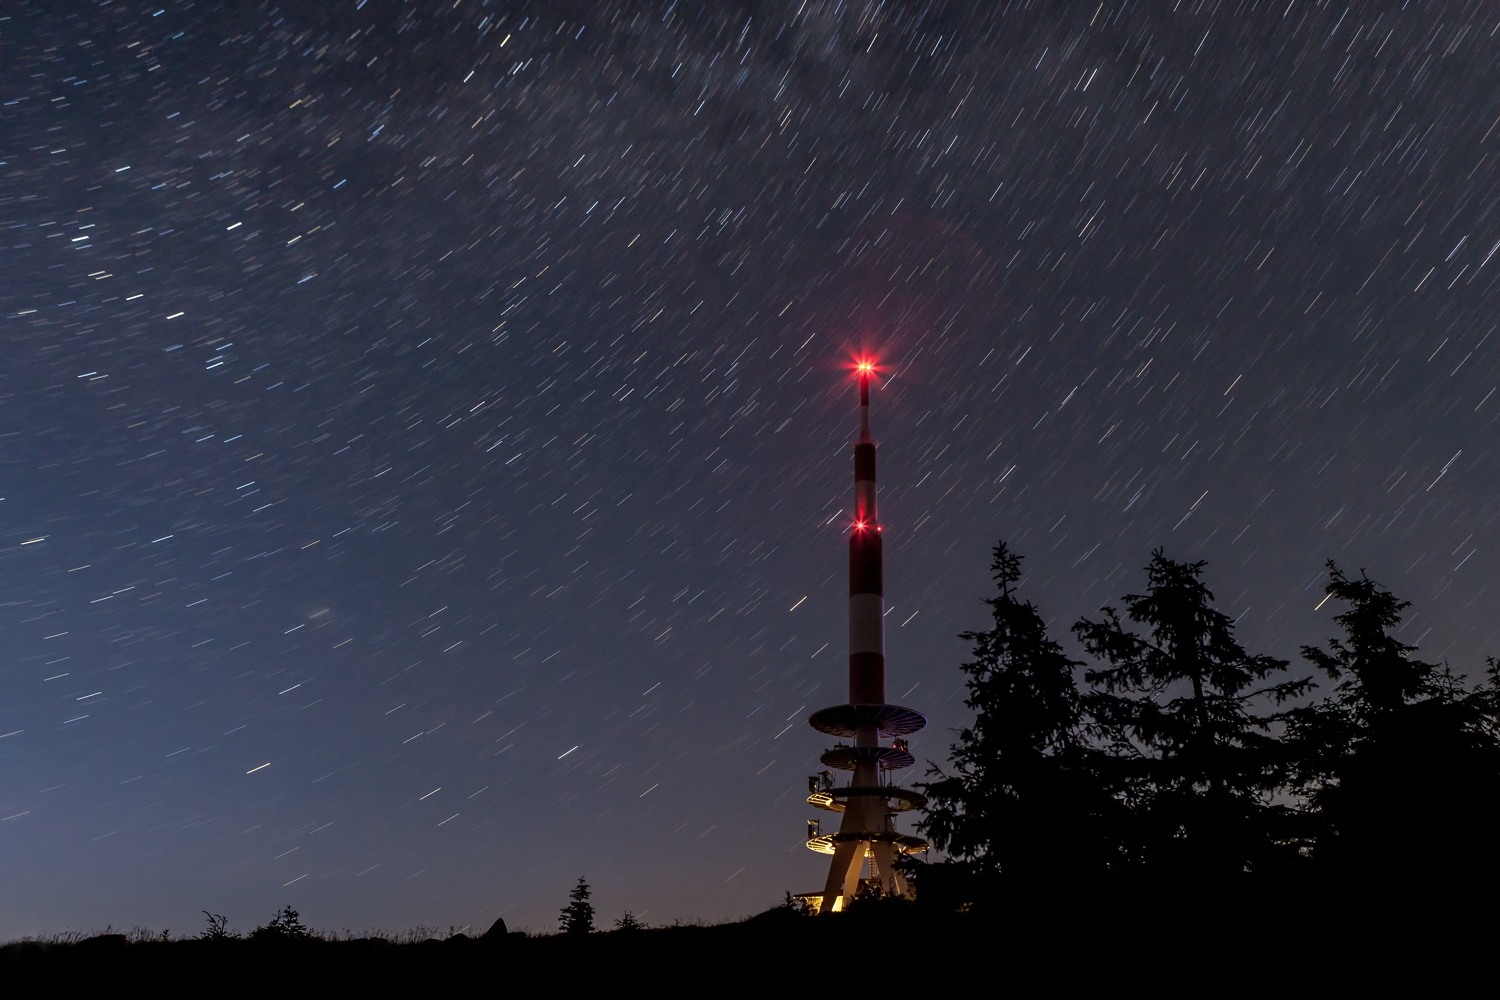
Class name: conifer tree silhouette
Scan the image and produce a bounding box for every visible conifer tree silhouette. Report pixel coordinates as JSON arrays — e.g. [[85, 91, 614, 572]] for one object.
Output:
[[559, 876, 595, 935], [1074, 549, 1310, 877], [919, 542, 1122, 883], [1291, 561, 1500, 884]]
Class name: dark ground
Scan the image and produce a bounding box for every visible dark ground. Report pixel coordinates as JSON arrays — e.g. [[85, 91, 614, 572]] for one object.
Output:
[[1, 892, 1488, 989]]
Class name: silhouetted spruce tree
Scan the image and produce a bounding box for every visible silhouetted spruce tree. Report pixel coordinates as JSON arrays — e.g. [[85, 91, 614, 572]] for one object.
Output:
[[559, 876, 595, 935], [1073, 549, 1310, 878], [1290, 561, 1500, 884], [919, 542, 1122, 883]]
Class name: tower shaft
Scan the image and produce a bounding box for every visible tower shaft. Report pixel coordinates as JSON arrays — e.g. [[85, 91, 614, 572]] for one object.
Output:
[[848, 372, 884, 708]]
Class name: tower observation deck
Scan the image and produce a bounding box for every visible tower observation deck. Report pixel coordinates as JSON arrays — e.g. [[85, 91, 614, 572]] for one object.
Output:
[[800, 362, 927, 914]]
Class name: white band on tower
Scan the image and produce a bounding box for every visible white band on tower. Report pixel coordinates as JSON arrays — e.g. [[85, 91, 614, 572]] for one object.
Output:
[[848, 593, 885, 655]]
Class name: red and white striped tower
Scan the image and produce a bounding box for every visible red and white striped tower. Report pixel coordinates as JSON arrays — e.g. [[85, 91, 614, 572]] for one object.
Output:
[[803, 361, 927, 913]]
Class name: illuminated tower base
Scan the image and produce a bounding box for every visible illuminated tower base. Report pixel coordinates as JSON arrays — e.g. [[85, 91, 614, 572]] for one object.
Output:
[[803, 706, 927, 911], [797, 361, 927, 914]]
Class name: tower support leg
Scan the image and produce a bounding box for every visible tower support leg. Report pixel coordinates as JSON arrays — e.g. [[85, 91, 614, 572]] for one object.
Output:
[[819, 839, 863, 914]]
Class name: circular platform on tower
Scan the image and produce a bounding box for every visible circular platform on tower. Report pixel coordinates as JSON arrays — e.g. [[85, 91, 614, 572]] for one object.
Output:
[[807, 785, 927, 813], [804, 831, 929, 856], [808, 703, 927, 738], [819, 745, 915, 771]]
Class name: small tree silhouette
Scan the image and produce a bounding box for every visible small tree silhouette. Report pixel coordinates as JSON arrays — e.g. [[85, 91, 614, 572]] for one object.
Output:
[[613, 911, 644, 931], [251, 905, 309, 941], [559, 876, 595, 935], [200, 912, 235, 940]]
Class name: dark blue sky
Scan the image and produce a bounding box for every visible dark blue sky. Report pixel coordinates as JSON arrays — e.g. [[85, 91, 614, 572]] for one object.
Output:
[[4, 0, 1499, 936]]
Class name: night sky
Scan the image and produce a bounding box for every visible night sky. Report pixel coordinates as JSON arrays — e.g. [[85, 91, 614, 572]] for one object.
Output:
[[5, 0, 1500, 936]]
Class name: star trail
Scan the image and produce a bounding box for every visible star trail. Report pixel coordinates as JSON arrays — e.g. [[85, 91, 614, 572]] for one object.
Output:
[[3, 0, 1499, 935]]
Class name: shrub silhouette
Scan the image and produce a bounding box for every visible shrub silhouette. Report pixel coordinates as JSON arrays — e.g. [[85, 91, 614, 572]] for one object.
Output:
[[200, 912, 235, 941], [251, 906, 310, 942]]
